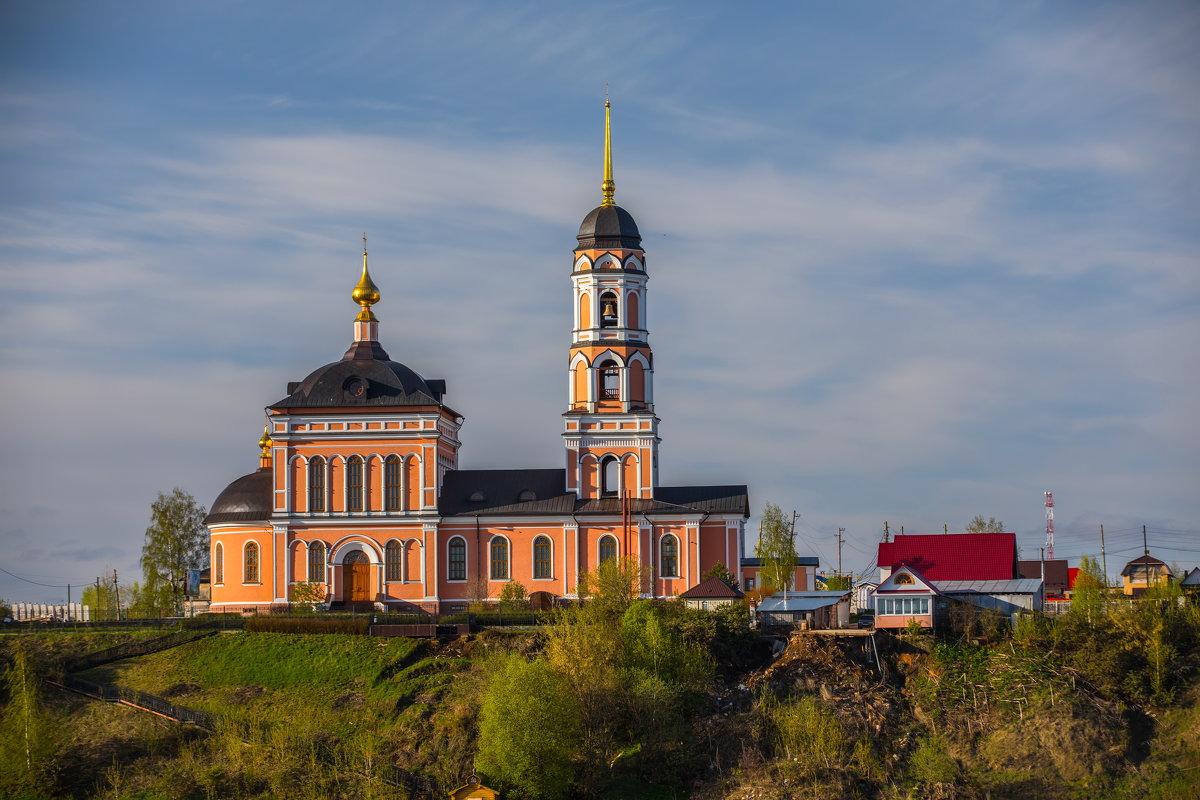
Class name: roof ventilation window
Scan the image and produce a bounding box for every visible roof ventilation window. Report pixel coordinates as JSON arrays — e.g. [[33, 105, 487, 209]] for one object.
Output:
[[468, 490, 486, 503], [518, 489, 537, 502]]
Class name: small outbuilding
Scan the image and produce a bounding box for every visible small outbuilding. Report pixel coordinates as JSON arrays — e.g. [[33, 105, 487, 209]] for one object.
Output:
[[756, 590, 851, 630], [678, 577, 744, 610], [448, 776, 499, 800]]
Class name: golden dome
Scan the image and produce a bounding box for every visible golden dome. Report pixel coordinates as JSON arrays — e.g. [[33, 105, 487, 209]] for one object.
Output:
[[352, 233, 380, 320], [258, 425, 273, 455]]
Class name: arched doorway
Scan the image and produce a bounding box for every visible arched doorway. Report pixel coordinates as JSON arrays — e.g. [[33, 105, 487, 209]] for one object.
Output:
[[342, 550, 371, 602]]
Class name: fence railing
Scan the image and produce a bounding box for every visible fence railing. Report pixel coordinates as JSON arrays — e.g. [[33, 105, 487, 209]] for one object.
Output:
[[64, 629, 215, 673]]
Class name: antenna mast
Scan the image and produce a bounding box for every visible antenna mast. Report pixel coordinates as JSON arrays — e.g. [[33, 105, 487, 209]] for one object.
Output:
[[1044, 491, 1055, 561]]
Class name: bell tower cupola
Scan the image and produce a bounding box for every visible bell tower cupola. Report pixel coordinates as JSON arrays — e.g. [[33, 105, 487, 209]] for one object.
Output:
[[564, 99, 659, 500]]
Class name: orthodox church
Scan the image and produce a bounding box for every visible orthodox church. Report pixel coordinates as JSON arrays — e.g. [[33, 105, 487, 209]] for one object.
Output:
[[205, 103, 750, 613]]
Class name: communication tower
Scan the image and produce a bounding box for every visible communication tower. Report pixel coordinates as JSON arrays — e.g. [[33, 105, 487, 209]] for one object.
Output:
[[1044, 491, 1055, 561]]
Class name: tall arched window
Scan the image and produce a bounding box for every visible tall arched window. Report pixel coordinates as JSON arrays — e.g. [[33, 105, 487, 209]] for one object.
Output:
[[308, 456, 326, 512], [384, 455, 401, 511], [308, 541, 326, 582], [601, 455, 620, 497], [599, 535, 617, 564], [534, 536, 552, 579], [490, 537, 509, 580], [448, 537, 466, 581], [214, 543, 224, 584], [660, 534, 679, 578], [599, 290, 619, 328], [244, 542, 259, 583], [599, 360, 620, 400], [385, 541, 401, 581], [346, 456, 364, 512]]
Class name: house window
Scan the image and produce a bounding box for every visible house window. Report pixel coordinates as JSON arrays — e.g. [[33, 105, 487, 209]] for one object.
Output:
[[877, 597, 928, 616], [244, 542, 259, 583], [308, 457, 326, 512], [894, 573, 914, 585], [448, 537, 466, 581], [490, 537, 509, 580], [386, 541, 401, 581], [745, 576, 755, 591], [214, 543, 224, 585], [599, 360, 620, 400], [534, 536, 552, 579], [660, 534, 679, 577], [308, 541, 325, 582], [601, 456, 619, 497], [384, 455, 402, 511], [599, 535, 617, 565], [347, 456, 364, 512]]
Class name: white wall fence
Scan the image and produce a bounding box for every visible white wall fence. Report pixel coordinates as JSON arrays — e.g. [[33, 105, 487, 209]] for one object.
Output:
[[10, 602, 91, 621]]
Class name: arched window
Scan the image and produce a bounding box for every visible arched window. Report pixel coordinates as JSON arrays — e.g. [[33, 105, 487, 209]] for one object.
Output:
[[534, 536, 552, 579], [448, 537, 466, 581], [660, 534, 679, 577], [599, 360, 620, 400], [386, 541, 401, 581], [244, 542, 259, 583], [384, 455, 401, 511], [599, 290, 619, 328], [308, 541, 326, 582], [601, 455, 620, 497], [490, 537, 509, 581], [894, 573, 914, 585], [214, 543, 224, 584], [599, 535, 617, 565], [346, 456, 364, 512], [308, 456, 326, 512]]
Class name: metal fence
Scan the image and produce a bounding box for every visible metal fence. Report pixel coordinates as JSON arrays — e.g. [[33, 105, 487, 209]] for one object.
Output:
[[64, 629, 216, 672]]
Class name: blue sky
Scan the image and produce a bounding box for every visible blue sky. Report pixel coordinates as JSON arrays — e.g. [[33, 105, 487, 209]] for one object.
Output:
[[2, 1, 1197, 603]]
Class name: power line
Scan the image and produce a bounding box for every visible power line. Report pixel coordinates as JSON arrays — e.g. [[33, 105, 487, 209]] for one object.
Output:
[[0, 565, 82, 588]]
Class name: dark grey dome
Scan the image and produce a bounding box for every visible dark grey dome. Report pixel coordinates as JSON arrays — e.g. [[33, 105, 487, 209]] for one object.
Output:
[[576, 204, 641, 250], [205, 468, 272, 524], [269, 340, 446, 409]]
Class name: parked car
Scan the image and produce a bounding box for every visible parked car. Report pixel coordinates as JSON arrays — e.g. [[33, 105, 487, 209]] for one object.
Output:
[[857, 611, 875, 629]]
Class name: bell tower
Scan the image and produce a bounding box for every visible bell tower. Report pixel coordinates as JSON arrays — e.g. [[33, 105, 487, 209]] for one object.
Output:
[[564, 100, 659, 500]]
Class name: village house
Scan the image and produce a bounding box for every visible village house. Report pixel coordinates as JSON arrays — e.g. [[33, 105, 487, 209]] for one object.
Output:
[[1121, 551, 1173, 597], [739, 555, 820, 594], [756, 590, 851, 630], [678, 577, 744, 610]]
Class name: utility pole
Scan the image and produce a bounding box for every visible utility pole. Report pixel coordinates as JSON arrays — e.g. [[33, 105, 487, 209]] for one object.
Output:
[[113, 569, 121, 621], [95, 577, 102, 621], [836, 528, 845, 577], [1100, 524, 1108, 587], [884, 521, 889, 542], [944, 523, 948, 535], [1142, 524, 1149, 555]]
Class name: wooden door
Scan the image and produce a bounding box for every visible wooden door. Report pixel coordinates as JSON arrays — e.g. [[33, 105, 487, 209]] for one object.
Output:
[[343, 551, 371, 601]]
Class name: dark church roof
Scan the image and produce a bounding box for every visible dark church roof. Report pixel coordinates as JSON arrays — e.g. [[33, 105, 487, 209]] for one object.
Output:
[[437, 468, 748, 517], [205, 468, 273, 524], [576, 204, 642, 250], [268, 339, 447, 409]]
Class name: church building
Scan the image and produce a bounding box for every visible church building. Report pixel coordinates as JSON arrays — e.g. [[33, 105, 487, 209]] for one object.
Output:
[[205, 103, 750, 613]]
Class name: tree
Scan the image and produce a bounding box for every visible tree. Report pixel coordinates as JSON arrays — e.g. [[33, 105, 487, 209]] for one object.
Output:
[[498, 580, 530, 612], [823, 574, 853, 591], [701, 561, 738, 590], [964, 515, 1005, 533], [476, 654, 582, 799], [291, 581, 328, 613], [756, 503, 796, 592], [575, 556, 648, 619], [139, 488, 208, 616], [0, 642, 61, 793]]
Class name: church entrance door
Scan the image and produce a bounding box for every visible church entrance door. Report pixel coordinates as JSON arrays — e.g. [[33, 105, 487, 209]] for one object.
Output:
[[343, 551, 371, 602]]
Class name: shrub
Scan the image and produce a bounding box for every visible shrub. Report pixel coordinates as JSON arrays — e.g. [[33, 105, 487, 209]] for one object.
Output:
[[244, 617, 367, 635], [908, 736, 958, 785], [761, 694, 844, 775]]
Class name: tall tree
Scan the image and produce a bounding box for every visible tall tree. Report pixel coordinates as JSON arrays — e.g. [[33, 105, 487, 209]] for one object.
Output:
[[139, 488, 207, 616], [964, 515, 1005, 533], [756, 502, 796, 592]]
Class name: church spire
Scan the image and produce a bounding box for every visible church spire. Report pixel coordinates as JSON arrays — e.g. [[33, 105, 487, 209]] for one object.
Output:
[[601, 98, 616, 207], [258, 425, 273, 468], [351, 234, 381, 343]]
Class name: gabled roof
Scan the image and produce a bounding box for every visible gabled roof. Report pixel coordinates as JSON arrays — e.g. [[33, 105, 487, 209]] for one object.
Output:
[[875, 565, 939, 595], [758, 590, 849, 613], [878, 533, 1017, 581], [1181, 567, 1200, 586], [436, 469, 750, 518], [1121, 552, 1171, 577], [678, 577, 744, 599]]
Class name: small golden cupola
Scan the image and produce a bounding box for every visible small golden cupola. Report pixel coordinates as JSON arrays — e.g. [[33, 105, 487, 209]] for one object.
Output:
[[352, 233, 381, 342], [258, 425, 273, 469]]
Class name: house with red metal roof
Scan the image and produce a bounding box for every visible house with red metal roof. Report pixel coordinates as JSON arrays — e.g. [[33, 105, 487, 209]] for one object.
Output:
[[877, 532, 1018, 583]]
